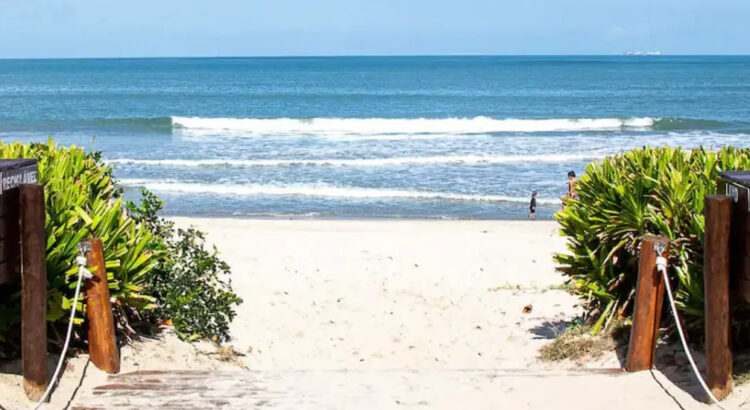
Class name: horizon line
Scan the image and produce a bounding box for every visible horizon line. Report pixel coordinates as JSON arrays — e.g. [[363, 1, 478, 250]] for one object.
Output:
[[2, 53, 750, 61]]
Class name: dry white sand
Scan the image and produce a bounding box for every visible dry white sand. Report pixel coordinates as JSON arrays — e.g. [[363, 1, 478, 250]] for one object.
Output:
[[175, 218, 581, 371]]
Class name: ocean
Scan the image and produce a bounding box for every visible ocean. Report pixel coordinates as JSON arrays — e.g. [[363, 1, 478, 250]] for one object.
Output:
[[1, 55, 749, 219]]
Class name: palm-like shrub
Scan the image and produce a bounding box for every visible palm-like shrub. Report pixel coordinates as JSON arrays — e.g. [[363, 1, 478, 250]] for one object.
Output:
[[0, 140, 160, 352], [0, 139, 241, 355], [555, 146, 750, 337]]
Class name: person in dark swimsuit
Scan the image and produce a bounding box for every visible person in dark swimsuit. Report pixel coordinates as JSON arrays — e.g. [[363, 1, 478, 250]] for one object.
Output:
[[562, 170, 578, 209], [568, 170, 578, 199], [529, 191, 537, 220]]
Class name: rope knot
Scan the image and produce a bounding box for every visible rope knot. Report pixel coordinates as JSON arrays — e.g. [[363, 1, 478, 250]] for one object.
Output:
[[76, 255, 94, 279]]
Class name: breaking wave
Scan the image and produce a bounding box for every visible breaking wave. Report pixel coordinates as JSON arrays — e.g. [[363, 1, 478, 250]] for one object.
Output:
[[107, 153, 604, 168], [3, 116, 734, 135], [7, 116, 733, 136], [171, 116, 656, 135], [119, 179, 560, 205]]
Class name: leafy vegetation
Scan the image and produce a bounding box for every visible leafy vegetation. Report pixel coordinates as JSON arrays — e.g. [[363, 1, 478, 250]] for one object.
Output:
[[0, 140, 160, 354], [0, 140, 241, 356], [128, 191, 242, 342], [555, 146, 750, 341]]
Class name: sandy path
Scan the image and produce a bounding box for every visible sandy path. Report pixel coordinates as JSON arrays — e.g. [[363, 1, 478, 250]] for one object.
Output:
[[9, 218, 743, 409], [172, 219, 582, 370], [166, 218, 750, 409]]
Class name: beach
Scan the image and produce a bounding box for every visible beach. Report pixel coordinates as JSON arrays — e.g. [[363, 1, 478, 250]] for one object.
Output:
[[4, 217, 749, 409], [4, 218, 590, 409], [154, 217, 748, 409], [2, 55, 750, 408]]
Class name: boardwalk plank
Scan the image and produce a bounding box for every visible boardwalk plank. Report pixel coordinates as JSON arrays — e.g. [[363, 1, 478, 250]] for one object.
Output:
[[75, 368, 677, 410]]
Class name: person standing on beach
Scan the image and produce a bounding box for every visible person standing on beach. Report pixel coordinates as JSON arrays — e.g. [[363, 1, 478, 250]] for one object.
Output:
[[529, 191, 537, 220], [562, 171, 578, 209]]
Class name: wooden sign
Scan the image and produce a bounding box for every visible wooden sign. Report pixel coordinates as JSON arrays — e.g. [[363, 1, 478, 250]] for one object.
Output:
[[0, 159, 39, 285], [717, 171, 750, 304]]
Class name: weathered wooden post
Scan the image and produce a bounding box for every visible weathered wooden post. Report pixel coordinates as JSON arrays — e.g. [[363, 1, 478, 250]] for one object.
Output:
[[20, 183, 47, 401], [80, 238, 120, 373], [626, 234, 670, 372], [703, 195, 733, 400]]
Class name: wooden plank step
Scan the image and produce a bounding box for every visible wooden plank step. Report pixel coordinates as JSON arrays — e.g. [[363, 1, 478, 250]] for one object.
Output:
[[72, 368, 632, 410]]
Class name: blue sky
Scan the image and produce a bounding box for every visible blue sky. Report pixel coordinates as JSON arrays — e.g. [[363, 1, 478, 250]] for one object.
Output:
[[1, 0, 748, 58]]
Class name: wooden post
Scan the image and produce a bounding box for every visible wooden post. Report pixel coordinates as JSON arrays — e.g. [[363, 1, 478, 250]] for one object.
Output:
[[81, 238, 120, 373], [20, 184, 48, 401], [626, 234, 670, 372], [704, 195, 733, 400]]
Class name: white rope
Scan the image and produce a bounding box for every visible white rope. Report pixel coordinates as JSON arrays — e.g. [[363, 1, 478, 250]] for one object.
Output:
[[656, 255, 733, 410], [30, 255, 93, 410]]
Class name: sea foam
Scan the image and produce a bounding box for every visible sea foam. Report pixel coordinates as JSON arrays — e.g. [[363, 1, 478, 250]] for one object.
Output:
[[119, 179, 560, 205], [107, 153, 604, 168], [171, 116, 655, 136]]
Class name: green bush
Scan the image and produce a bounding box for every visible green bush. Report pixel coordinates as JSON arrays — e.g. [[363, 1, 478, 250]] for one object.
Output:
[[555, 146, 750, 339], [128, 191, 242, 342], [0, 139, 241, 356]]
